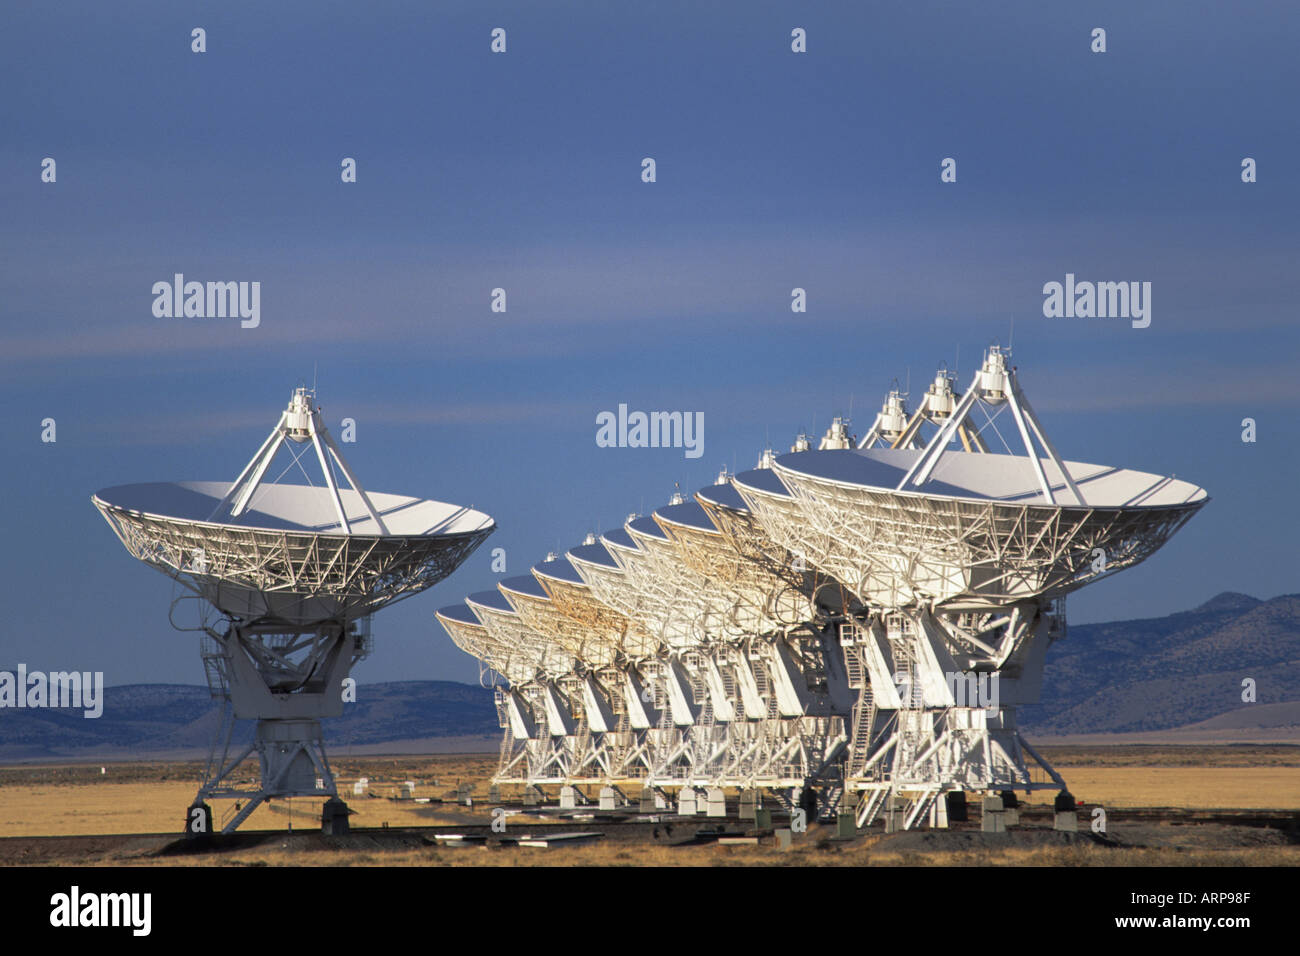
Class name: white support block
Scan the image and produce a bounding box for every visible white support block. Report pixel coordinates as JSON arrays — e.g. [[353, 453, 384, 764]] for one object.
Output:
[[677, 788, 698, 816]]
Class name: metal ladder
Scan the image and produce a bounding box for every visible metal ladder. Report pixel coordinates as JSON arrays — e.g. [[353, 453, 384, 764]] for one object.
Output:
[[856, 788, 889, 827], [905, 787, 942, 830], [199, 632, 230, 699]]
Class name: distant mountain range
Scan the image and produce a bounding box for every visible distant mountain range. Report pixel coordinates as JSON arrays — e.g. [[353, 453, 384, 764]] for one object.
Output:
[[0, 680, 500, 761], [1, 593, 1297, 760], [1020, 591, 1300, 737]]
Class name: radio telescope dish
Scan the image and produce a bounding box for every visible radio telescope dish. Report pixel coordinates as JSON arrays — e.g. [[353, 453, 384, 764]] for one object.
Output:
[[529, 553, 644, 666], [466, 583, 571, 681], [560, 539, 659, 660], [695, 473, 856, 618], [93, 386, 494, 835], [437, 595, 540, 688], [768, 444, 1206, 609], [499, 572, 610, 669], [755, 349, 1208, 610], [433, 602, 496, 674]]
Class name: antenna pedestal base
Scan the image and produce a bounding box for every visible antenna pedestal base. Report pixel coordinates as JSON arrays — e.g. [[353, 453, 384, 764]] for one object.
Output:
[[192, 619, 368, 835], [842, 606, 1069, 831], [194, 718, 340, 835], [254, 718, 336, 796]]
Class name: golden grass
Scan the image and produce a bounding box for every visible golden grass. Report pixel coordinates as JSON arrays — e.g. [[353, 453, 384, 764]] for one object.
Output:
[[0, 781, 482, 836], [2, 748, 1298, 866], [3, 765, 1294, 838], [1018, 767, 1300, 809], [1033, 744, 1300, 768], [0, 754, 499, 837]]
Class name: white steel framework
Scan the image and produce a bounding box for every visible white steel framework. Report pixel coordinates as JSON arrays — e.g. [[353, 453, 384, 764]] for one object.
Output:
[[436, 350, 1206, 830]]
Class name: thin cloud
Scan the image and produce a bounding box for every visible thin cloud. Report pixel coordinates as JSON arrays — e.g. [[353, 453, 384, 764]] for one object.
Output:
[[2, 224, 1296, 366]]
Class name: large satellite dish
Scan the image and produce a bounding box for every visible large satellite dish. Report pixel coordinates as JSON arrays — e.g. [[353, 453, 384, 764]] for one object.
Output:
[[94, 386, 494, 835], [748, 347, 1208, 609]]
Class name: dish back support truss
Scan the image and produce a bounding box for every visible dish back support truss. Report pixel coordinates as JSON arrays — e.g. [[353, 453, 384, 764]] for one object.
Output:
[[503, 579, 617, 670], [533, 568, 657, 661], [95, 505, 488, 622], [655, 506, 808, 634], [770, 471, 1202, 609]]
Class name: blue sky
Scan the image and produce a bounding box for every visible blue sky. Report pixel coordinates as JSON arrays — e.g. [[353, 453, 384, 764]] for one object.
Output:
[[1, 1, 1297, 686]]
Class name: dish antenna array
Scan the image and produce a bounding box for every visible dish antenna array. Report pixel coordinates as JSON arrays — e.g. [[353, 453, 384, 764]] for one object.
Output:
[[438, 348, 1206, 828], [94, 387, 493, 835]]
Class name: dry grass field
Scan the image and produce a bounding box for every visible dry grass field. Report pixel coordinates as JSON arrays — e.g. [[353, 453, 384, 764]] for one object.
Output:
[[0, 755, 497, 837], [1, 746, 1296, 866]]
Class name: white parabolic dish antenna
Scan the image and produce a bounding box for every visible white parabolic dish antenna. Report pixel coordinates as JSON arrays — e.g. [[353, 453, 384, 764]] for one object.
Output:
[[93, 389, 493, 625], [744, 347, 1208, 610], [93, 387, 494, 835]]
